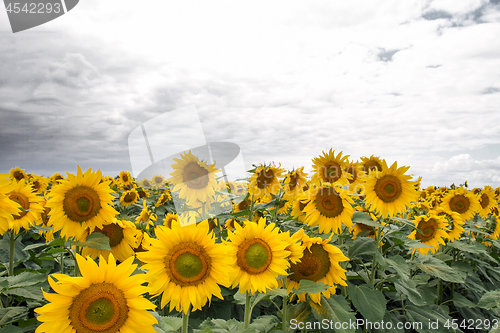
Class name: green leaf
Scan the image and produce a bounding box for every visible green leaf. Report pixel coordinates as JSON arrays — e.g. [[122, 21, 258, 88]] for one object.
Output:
[[248, 315, 279, 333], [309, 295, 357, 333], [4, 285, 44, 300], [0, 325, 23, 333], [452, 293, 477, 308], [377, 254, 410, 282], [415, 256, 465, 283], [352, 211, 384, 228], [348, 238, 377, 258], [72, 232, 112, 251], [447, 240, 489, 255], [7, 271, 47, 288], [393, 279, 427, 306], [405, 305, 456, 333], [287, 302, 313, 323], [349, 285, 386, 322], [477, 290, 500, 310], [291, 280, 329, 295], [0, 307, 29, 326]]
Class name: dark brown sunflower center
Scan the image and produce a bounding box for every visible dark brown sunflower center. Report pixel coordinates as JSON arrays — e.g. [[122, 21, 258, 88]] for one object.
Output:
[[69, 283, 128, 333], [13, 171, 25, 181], [356, 223, 375, 235], [9, 193, 29, 219], [346, 166, 357, 184], [63, 186, 101, 223], [166, 242, 211, 286], [123, 192, 137, 203], [153, 176, 163, 184], [415, 219, 437, 242], [122, 174, 129, 182], [363, 160, 382, 173], [182, 162, 210, 189], [480, 193, 490, 209], [290, 244, 331, 282], [142, 180, 151, 187], [237, 238, 273, 275], [315, 187, 344, 218], [94, 223, 124, 248], [32, 181, 41, 191], [256, 169, 275, 189], [288, 173, 299, 191], [449, 195, 470, 214], [374, 175, 403, 203], [321, 162, 341, 183]]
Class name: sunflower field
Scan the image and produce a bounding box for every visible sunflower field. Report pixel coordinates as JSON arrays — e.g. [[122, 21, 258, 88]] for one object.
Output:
[[2, 149, 500, 333]]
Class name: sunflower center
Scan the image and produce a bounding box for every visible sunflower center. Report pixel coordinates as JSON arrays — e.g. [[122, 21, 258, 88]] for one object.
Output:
[[480, 193, 490, 209], [363, 161, 382, 173], [374, 175, 402, 203], [290, 244, 331, 282], [13, 171, 25, 181], [63, 186, 101, 222], [167, 242, 211, 286], [182, 162, 210, 189], [9, 193, 29, 219], [237, 238, 273, 274], [288, 173, 299, 191], [123, 192, 137, 203], [315, 187, 344, 218], [346, 166, 357, 184], [415, 219, 437, 242], [94, 224, 124, 248], [153, 176, 163, 184], [69, 283, 128, 333], [449, 195, 470, 214], [256, 169, 275, 189], [321, 163, 341, 183]]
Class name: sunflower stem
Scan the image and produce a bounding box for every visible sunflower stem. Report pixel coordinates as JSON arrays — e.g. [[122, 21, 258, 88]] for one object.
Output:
[[248, 195, 254, 221], [9, 230, 15, 276], [244, 291, 252, 329], [74, 246, 81, 277], [182, 306, 191, 333], [60, 251, 64, 274], [282, 277, 289, 332]]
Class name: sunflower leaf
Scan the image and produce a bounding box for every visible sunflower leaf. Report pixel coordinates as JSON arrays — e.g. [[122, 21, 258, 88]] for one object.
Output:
[[477, 290, 500, 310], [349, 285, 387, 322], [415, 256, 465, 283], [348, 237, 377, 258], [72, 232, 112, 251], [292, 280, 329, 295], [352, 211, 384, 228]]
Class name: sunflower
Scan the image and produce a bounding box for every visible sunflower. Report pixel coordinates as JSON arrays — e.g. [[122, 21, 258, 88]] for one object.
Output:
[[50, 173, 65, 184], [46, 166, 119, 241], [477, 186, 497, 218], [155, 192, 172, 207], [136, 221, 231, 314], [283, 167, 309, 200], [81, 219, 141, 262], [299, 183, 355, 234], [137, 188, 150, 199], [248, 162, 285, 201], [10, 167, 27, 182], [169, 151, 220, 206], [433, 207, 464, 242], [135, 200, 157, 228], [0, 175, 21, 235], [441, 187, 480, 222], [224, 218, 246, 231], [30, 175, 49, 194], [227, 217, 290, 294], [163, 212, 180, 228], [311, 149, 350, 185], [282, 229, 305, 264], [345, 161, 367, 194], [35, 253, 157, 333], [139, 179, 152, 188], [117, 170, 133, 187], [287, 233, 349, 304], [360, 155, 385, 174], [364, 161, 418, 218], [290, 196, 310, 223], [7, 179, 44, 234], [120, 189, 140, 207], [36, 199, 55, 242], [408, 214, 449, 255], [151, 175, 165, 188]]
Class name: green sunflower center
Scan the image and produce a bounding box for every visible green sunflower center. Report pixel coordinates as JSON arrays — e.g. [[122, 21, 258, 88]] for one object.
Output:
[[374, 175, 402, 203], [237, 238, 273, 274], [85, 298, 115, 325], [175, 252, 203, 279], [315, 187, 344, 218], [290, 244, 331, 282], [167, 243, 211, 286], [63, 186, 101, 222]]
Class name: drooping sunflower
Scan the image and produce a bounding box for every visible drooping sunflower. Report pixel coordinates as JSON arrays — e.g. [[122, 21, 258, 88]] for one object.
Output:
[[30, 174, 49, 194], [248, 162, 285, 201], [287, 233, 349, 304], [364, 161, 419, 218], [135, 200, 157, 228], [81, 219, 141, 262], [299, 183, 355, 234], [360, 155, 385, 174], [35, 253, 158, 333], [226, 217, 290, 294], [408, 214, 449, 255], [344, 161, 367, 194], [155, 192, 172, 207], [50, 173, 65, 184], [283, 167, 309, 200], [311, 149, 350, 185], [163, 212, 180, 228], [7, 179, 44, 234], [151, 175, 165, 188], [120, 188, 139, 207], [290, 196, 310, 223], [0, 175, 21, 235], [117, 170, 133, 187], [433, 207, 464, 242], [169, 151, 220, 206], [136, 221, 231, 314], [9, 167, 27, 182], [46, 166, 119, 241], [477, 186, 497, 219], [441, 187, 480, 222], [139, 179, 152, 188], [282, 229, 305, 264]]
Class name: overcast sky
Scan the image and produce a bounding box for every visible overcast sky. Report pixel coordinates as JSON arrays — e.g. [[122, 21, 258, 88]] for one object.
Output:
[[1, 0, 500, 188]]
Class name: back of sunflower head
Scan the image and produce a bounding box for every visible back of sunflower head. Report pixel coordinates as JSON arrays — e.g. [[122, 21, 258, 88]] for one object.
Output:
[[127, 105, 248, 226]]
